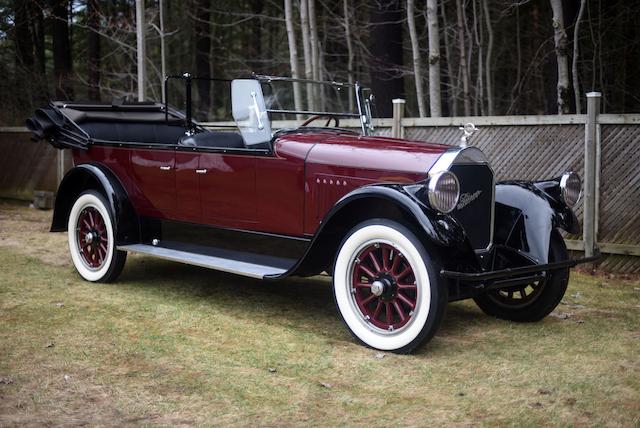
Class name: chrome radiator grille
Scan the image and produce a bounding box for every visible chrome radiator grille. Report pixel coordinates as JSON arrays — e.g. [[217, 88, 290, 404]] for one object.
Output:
[[449, 163, 494, 250]]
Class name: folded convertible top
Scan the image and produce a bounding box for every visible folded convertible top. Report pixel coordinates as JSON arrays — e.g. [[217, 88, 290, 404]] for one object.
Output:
[[26, 101, 186, 150]]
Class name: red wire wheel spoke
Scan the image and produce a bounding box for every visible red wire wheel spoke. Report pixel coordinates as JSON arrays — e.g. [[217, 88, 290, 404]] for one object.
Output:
[[351, 243, 418, 332], [76, 207, 108, 269]]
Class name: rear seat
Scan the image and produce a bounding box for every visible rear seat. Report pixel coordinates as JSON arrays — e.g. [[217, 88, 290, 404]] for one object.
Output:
[[180, 132, 245, 149]]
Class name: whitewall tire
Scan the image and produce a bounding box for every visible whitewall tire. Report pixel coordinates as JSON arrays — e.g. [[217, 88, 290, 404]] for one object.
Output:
[[67, 190, 126, 282], [333, 219, 447, 353]]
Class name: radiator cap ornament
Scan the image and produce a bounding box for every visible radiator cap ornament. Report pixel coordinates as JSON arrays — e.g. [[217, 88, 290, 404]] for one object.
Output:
[[459, 123, 478, 147]]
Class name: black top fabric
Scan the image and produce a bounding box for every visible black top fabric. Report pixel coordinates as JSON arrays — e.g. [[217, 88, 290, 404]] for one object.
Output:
[[60, 107, 183, 124], [81, 122, 188, 145], [180, 132, 245, 149]]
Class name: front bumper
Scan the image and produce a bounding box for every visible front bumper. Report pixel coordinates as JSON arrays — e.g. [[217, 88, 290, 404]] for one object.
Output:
[[440, 251, 603, 291]]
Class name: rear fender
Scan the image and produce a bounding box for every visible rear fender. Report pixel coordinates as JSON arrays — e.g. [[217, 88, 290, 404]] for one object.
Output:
[[51, 164, 139, 244], [494, 181, 579, 264], [279, 184, 476, 278]]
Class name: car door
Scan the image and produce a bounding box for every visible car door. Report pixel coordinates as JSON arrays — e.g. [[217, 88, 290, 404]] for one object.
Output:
[[174, 151, 201, 224], [129, 148, 175, 218], [198, 151, 257, 228]]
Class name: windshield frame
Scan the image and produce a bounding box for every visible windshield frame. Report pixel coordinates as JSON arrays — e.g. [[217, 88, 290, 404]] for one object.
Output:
[[164, 73, 375, 136], [254, 74, 374, 135]]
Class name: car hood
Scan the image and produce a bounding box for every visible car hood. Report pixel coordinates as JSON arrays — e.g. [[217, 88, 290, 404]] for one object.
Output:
[[304, 133, 450, 181]]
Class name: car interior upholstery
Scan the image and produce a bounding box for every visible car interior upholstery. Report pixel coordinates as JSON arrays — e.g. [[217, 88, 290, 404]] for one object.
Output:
[[179, 132, 246, 149]]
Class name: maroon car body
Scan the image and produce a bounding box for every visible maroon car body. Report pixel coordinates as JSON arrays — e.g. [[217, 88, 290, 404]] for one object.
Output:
[[73, 133, 443, 236], [26, 75, 596, 353]]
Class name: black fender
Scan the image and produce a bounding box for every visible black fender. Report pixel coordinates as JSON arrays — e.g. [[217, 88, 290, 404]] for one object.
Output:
[[269, 184, 476, 278], [51, 163, 140, 244], [494, 180, 579, 264]]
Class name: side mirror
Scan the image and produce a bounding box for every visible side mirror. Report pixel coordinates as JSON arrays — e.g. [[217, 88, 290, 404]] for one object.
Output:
[[232, 79, 272, 147]]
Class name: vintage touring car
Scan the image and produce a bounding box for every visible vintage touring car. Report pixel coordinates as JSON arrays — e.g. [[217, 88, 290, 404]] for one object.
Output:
[[26, 74, 598, 353]]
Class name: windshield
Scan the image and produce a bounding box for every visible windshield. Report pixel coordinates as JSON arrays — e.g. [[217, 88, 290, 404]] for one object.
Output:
[[254, 75, 375, 135]]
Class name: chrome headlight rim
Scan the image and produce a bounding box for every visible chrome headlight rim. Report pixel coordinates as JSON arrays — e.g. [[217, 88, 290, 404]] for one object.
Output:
[[427, 171, 460, 214], [559, 171, 582, 208]]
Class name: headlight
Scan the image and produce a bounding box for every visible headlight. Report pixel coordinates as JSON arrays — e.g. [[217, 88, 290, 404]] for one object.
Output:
[[560, 171, 581, 207], [428, 171, 460, 213]]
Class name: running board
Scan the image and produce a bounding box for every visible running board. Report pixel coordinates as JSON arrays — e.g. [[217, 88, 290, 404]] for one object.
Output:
[[118, 243, 292, 279]]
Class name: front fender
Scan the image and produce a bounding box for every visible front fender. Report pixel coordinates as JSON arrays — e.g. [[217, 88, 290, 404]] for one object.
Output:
[[51, 163, 139, 244], [272, 184, 475, 278], [494, 181, 579, 263], [331, 184, 470, 248]]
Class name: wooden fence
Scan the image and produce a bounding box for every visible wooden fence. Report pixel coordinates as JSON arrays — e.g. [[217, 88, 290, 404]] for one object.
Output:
[[1, 95, 639, 272]]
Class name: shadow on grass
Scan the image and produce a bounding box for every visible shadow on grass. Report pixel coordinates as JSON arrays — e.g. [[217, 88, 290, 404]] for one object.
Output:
[[118, 256, 503, 351]]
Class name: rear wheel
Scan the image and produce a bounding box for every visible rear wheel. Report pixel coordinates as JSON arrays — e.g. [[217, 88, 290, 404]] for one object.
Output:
[[473, 230, 569, 322], [333, 219, 447, 354], [67, 190, 126, 282]]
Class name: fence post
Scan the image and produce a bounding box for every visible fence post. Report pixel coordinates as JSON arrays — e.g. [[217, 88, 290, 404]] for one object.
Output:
[[584, 92, 601, 258], [392, 98, 405, 139]]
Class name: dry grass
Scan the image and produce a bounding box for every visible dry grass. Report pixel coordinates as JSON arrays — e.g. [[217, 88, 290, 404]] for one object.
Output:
[[0, 200, 639, 427]]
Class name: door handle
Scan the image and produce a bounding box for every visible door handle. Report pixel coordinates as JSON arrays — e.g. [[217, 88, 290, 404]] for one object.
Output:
[[195, 168, 207, 174], [159, 165, 171, 171]]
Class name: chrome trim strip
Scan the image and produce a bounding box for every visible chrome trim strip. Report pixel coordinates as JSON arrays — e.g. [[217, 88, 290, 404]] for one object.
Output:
[[428, 146, 489, 175], [480, 167, 496, 253], [118, 244, 288, 279]]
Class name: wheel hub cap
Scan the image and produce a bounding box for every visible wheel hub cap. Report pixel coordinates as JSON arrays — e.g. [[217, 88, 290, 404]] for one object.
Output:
[[350, 242, 418, 332], [76, 207, 108, 270], [370, 280, 384, 296]]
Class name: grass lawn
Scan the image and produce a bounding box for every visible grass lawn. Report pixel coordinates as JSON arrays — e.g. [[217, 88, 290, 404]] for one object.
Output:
[[0, 201, 639, 426]]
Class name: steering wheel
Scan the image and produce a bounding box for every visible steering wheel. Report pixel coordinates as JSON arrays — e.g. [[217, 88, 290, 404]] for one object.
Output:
[[301, 114, 340, 128]]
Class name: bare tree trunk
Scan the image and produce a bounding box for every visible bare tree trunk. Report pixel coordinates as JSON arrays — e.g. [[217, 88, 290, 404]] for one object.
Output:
[[29, 2, 45, 76], [472, 0, 482, 116], [135, 0, 145, 101], [284, 0, 303, 111], [159, 0, 166, 103], [14, 1, 33, 70], [30, 2, 47, 104], [319, 39, 326, 109], [406, 0, 426, 117], [550, 0, 570, 114], [87, 0, 101, 101], [426, 0, 442, 117], [482, 0, 493, 115], [194, 0, 210, 115], [368, 0, 405, 118], [509, 4, 521, 110], [14, 0, 34, 105], [441, 1, 456, 116], [455, 0, 471, 116], [308, 0, 321, 107], [343, 0, 354, 111], [309, 0, 320, 82], [572, 0, 586, 113], [248, 0, 264, 73], [51, 0, 74, 99], [299, 0, 313, 109]]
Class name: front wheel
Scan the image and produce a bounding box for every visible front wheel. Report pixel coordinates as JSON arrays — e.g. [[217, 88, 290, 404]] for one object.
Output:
[[333, 219, 447, 354], [472, 230, 570, 322], [67, 190, 127, 282]]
